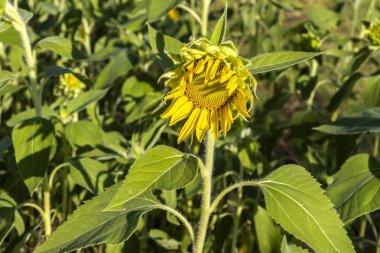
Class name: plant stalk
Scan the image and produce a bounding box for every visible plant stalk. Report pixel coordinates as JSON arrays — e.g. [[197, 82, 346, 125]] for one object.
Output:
[[194, 132, 214, 253], [43, 174, 52, 236], [201, 0, 211, 37]]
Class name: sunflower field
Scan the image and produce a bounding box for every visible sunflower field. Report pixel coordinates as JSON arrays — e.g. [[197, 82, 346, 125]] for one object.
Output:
[[1, 0, 380, 252]]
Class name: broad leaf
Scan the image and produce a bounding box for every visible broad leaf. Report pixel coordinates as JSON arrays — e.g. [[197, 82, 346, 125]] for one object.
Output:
[[12, 118, 55, 194], [307, 8, 339, 30], [106, 145, 198, 210], [94, 52, 132, 88], [34, 184, 159, 253], [67, 89, 108, 114], [148, 0, 177, 22], [281, 236, 310, 253], [363, 74, 380, 108], [36, 36, 85, 60], [248, 51, 322, 74], [210, 3, 227, 45], [258, 165, 354, 253], [65, 120, 104, 148], [314, 107, 380, 135], [254, 206, 281, 253], [147, 23, 183, 70], [69, 158, 109, 193], [326, 154, 380, 223]]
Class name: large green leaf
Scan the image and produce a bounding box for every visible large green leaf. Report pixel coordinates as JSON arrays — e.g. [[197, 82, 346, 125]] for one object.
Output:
[[69, 158, 109, 194], [36, 36, 85, 60], [67, 89, 108, 114], [258, 165, 354, 253], [6, 106, 58, 127], [326, 154, 380, 223], [64, 120, 104, 148], [314, 107, 380, 135], [254, 206, 281, 253], [12, 118, 55, 194], [94, 52, 132, 88], [148, 0, 177, 22], [210, 3, 227, 45], [248, 51, 322, 74], [106, 145, 198, 210], [34, 184, 159, 253]]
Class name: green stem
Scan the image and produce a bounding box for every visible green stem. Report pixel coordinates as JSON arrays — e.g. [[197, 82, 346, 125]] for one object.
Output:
[[373, 134, 379, 157], [194, 132, 214, 253], [20, 202, 48, 225], [43, 174, 52, 237], [231, 166, 244, 253], [6, 2, 41, 117], [201, 0, 211, 36]]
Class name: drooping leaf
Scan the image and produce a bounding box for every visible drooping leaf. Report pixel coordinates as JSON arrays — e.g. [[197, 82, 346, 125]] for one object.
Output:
[[67, 89, 108, 114], [6, 106, 58, 127], [314, 107, 380, 135], [254, 206, 281, 253], [34, 184, 159, 253], [147, 23, 183, 70], [69, 158, 109, 194], [12, 118, 55, 194], [248, 51, 322, 74], [36, 36, 86, 60], [94, 52, 132, 88], [106, 145, 198, 210], [326, 154, 380, 223], [327, 73, 363, 112], [281, 236, 310, 253], [258, 165, 354, 253], [210, 2, 227, 45], [148, 0, 177, 22]]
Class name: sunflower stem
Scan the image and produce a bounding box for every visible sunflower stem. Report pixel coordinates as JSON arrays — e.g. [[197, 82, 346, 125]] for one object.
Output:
[[201, 0, 211, 37], [194, 132, 214, 253]]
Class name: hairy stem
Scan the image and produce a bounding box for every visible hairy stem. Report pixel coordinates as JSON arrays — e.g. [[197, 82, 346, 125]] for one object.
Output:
[[201, 0, 211, 37], [194, 132, 214, 253], [43, 174, 52, 237]]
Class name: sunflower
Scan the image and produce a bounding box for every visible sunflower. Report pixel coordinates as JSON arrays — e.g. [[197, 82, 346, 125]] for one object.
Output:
[[160, 38, 256, 143], [59, 71, 85, 98]]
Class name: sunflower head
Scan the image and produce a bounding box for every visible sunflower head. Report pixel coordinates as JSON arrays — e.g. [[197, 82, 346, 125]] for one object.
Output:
[[59, 72, 85, 98], [160, 38, 256, 143]]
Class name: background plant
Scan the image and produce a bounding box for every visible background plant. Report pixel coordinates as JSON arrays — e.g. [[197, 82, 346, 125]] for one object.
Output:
[[0, 0, 380, 253]]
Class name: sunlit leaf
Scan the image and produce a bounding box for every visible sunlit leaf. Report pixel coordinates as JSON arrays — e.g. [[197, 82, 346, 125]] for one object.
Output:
[[67, 89, 108, 114], [36, 36, 86, 60], [258, 165, 354, 253], [254, 206, 281, 253], [326, 154, 380, 223], [12, 118, 55, 194], [210, 3, 227, 45], [249, 51, 322, 74], [106, 145, 198, 210], [281, 236, 310, 253], [148, 0, 177, 22]]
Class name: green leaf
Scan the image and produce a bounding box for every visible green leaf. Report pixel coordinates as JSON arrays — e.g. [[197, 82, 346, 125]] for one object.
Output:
[[248, 51, 322, 74], [281, 236, 310, 253], [147, 23, 183, 70], [0, 70, 16, 86], [6, 106, 59, 127], [363, 74, 380, 108], [0, 191, 19, 244], [12, 118, 55, 194], [106, 145, 198, 210], [36, 36, 86, 60], [34, 184, 159, 253], [69, 158, 109, 194], [314, 107, 380, 135], [65, 120, 104, 148], [94, 52, 132, 88], [258, 165, 354, 253], [148, 0, 177, 22], [254, 206, 281, 253], [67, 89, 108, 114], [327, 73, 363, 112], [122, 76, 153, 98], [326, 154, 380, 223], [307, 7, 339, 30], [210, 2, 227, 45]]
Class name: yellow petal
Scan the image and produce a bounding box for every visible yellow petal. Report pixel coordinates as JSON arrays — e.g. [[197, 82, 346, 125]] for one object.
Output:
[[209, 59, 221, 80], [178, 107, 201, 143], [161, 96, 188, 119], [196, 109, 210, 142], [205, 59, 214, 82], [210, 109, 219, 140], [220, 70, 234, 83], [164, 86, 183, 100], [169, 101, 193, 126], [220, 106, 228, 137], [232, 89, 250, 118], [194, 58, 206, 74]]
